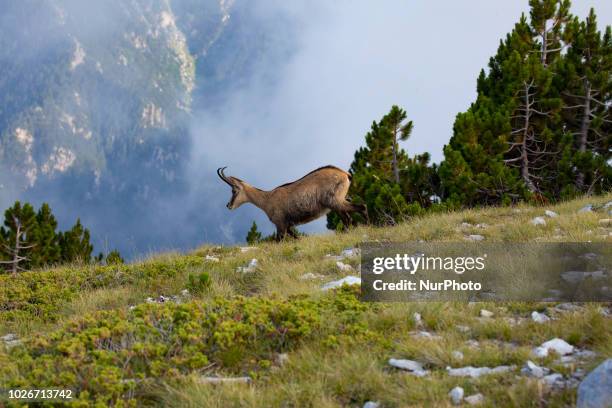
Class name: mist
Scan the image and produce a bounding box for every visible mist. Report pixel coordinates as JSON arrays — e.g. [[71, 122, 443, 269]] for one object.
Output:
[[1, 0, 610, 256], [188, 0, 612, 241]]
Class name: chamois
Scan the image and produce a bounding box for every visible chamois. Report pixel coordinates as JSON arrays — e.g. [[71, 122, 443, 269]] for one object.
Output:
[[217, 166, 368, 240]]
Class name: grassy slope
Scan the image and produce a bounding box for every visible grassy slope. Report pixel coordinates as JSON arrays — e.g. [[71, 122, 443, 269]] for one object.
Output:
[[1, 194, 611, 407]]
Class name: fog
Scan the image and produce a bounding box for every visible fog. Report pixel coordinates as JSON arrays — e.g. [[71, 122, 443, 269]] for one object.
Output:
[[1, 0, 610, 254], [189, 0, 612, 240]]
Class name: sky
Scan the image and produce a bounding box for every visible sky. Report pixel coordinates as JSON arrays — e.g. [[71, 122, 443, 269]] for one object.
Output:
[[190, 0, 612, 237]]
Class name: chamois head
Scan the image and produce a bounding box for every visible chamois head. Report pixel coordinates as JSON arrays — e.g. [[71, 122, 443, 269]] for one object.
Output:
[[217, 167, 248, 209]]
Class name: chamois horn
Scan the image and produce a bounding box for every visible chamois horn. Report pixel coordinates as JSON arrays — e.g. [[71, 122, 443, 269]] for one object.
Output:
[[217, 167, 234, 187]]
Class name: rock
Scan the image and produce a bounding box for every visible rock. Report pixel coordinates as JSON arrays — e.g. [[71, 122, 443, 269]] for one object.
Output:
[[413, 312, 423, 327], [205, 255, 220, 262], [449, 386, 464, 405], [604, 201, 612, 209], [447, 365, 513, 378], [341, 248, 360, 258], [321, 276, 361, 291], [452, 351, 464, 361], [275, 353, 289, 367], [363, 402, 380, 408], [460, 222, 473, 228], [598, 219, 612, 227], [239, 246, 258, 253], [1, 333, 18, 342], [410, 331, 442, 340], [299, 272, 324, 280], [456, 325, 471, 333], [236, 258, 258, 273], [578, 205, 593, 213], [545, 210, 559, 218], [464, 393, 484, 405], [388, 358, 429, 376], [531, 311, 551, 323], [533, 338, 574, 357], [577, 359, 612, 408], [531, 216, 547, 226], [480, 309, 494, 318], [465, 339, 480, 348], [521, 360, 549, 378], [554, 303, 584, 313], [336, 261, 354, 272], [466, 234, 485, 241], [561, 271, 606, 284], [199, 376, 252, 384], [542, 373, 564, 387], [574, 349, 598, 359], [475, 223, 488, 229]]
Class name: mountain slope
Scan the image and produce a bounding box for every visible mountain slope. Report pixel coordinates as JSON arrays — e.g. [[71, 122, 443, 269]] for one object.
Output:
[[1, 194, 610, 406]]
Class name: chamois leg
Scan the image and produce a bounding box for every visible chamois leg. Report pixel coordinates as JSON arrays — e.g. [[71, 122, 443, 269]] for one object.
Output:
[[339, 212, 351, 230], [287, 227, 299, 239], [337, 202, 369, 225], [275, 225, 287, 242]]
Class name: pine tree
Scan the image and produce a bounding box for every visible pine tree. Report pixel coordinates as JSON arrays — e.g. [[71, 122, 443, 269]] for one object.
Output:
[[0, 201, 37, 274], [30, 203, 61, 268], [384, 105, 414, 183], [105, 250, 124, 265], [246, 221, 262, 244], [559, 9, 611, 194], [59, 219, 93, 263]]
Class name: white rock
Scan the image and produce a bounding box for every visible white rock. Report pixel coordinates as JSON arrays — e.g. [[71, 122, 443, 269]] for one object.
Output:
[[533, 338, 574, 357], [542, 373, 564, 387], [275, 353, 289, 366], [531, 311, 550, 323], [578, 205, 593, 213], [531, 216, 546, 226], [341, 248, 360, 258], [521, 360, 549, 378], [452, 351, 464, 361], [456, 325, 471, 333], [447, 365, 513, 378], [466, 234, 485, 241], [604, 201, 612, 209], [363, 402, 380, 408], [299, 272, 324, 280], [199, 376, 251, 384], [598, 218, 611, 226], [577, 358, 612, 408], [449, 386, 464, 405], [321, 276, 361, 290], [205, 255, 220, 262], [475, 223, 488, 229], [388, 358, 429, 376], [413, 312, 422, 326], [460, 222, 473, 228], [410, 331, 442, 340], [465, 393, 484, 405], [180, 289, 190, 297], [336, 261, 354, 272], [465, 340, 480, 348], [545, 210, 559, 218], [237, 258, 258, 273], [480, 309, 494, 318], [1, 333, 18, 342], [239, 246, 258, 253]]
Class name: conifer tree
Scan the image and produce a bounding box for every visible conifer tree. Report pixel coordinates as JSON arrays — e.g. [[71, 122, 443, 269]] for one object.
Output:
[[246, 221, 262, 244], [0, 201, 37, 274], [30, 203, 61, 268], [59, 218, 93, 263], [105, 250, 124, 265]]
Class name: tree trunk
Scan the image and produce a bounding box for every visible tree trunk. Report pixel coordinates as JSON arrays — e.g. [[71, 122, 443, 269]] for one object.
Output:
[[392, 126, 399, 184], [11, 223, 21, 275], [521, 82, 537, 193], [576, 79, 591, 190]]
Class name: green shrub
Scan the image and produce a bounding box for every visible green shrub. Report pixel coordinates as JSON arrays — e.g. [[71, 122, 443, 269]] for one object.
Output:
[[187, 272, 211, 293]]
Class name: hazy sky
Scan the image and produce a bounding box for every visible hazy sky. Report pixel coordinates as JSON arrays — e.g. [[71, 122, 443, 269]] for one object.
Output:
[[191, 0, 611, 237]]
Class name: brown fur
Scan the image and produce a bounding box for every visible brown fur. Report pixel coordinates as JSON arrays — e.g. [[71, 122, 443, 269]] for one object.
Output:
[[218, 166, 368, 240]]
